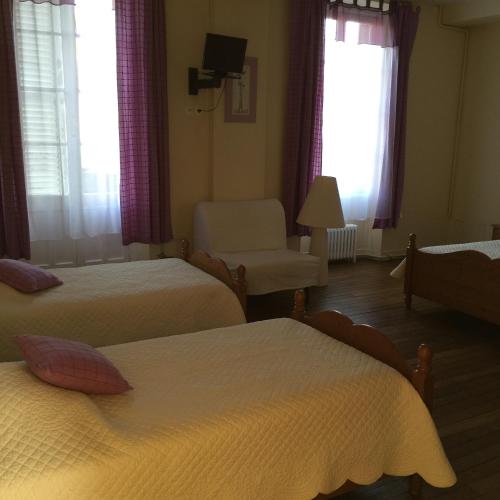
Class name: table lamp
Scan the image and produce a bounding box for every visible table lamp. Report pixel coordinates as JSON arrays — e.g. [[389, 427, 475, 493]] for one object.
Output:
[[297, 176, 345, 286]]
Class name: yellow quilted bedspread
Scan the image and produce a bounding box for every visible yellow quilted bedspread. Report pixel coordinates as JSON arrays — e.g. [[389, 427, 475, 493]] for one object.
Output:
[[0, 258, 245, 361], [0, 319, 456, 499]]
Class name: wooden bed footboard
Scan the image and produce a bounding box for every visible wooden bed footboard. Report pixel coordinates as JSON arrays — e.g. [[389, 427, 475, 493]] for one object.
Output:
[[405, 233, 417, 310], [404, 233, 500, 326], [292, 289, 433, 500], [181, 239, 247, 317]]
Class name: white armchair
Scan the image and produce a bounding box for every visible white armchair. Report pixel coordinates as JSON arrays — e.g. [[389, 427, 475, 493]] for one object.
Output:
[[193, 199, 320, 295]]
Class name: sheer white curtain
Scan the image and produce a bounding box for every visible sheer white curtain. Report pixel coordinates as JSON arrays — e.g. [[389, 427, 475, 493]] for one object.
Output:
[[14, 0, 126, 265], [322, 19, 393, 224]]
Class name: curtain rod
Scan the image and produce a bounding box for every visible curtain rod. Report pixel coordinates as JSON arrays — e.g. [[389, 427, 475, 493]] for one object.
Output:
[[329, 0, 392, 12]]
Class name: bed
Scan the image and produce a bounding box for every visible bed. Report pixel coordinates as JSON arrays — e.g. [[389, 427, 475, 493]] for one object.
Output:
[[392, 231, 500, 325], [0, 291, 455, 500], [0, 246, 246, 361]]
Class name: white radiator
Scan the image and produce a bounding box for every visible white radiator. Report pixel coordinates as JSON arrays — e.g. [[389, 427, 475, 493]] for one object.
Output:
[[327, 224, 357, 263]]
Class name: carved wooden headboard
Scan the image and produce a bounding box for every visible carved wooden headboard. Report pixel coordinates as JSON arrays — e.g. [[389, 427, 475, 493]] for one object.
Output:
[[181, 239, 247, 316]]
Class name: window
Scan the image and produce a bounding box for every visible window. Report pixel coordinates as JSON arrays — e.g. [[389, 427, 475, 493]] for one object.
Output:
[[15, 4, 71, 197], [14, 0, 120, 243], [322, 19, 392, 222]]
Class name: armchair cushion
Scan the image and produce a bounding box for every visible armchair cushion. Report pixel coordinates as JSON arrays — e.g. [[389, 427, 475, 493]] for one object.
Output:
[[215, 250, 320, 295]]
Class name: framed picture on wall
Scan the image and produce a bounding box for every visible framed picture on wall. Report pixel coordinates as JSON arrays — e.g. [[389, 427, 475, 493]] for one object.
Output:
[[224, 57, 257, 123]]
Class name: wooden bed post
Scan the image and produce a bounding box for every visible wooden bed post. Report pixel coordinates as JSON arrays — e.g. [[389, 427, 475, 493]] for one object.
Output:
[[180, 239, 190, 261], [235, 265, 248, 316], [412, 344, 434, 409], [291, 289, 306, 322], [405, 234, 417, 310], [409, 474, 423, 500], [408, 344, 434, 500]]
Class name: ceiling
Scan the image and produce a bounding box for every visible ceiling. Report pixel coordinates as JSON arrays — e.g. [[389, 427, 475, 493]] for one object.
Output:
[[433, 0, 470, 4], [434, 0, 500, 26]]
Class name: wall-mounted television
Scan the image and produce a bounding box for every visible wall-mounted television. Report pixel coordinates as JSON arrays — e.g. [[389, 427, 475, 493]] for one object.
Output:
[[202, 33, 248, 75]]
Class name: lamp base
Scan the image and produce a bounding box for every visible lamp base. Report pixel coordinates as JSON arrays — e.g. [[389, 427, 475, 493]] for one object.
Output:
[[309, 227, 329, 287]]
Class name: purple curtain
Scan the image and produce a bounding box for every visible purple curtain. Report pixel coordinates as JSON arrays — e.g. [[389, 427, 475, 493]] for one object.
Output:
[[373, 2, 419, 229], [115, 0, 173, 245], [282, 0, 327, 237], [0, 1, 30, 259]]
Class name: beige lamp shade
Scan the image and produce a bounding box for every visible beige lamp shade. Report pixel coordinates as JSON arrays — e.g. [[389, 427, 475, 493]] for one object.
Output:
[[297, 176, 345, 229]]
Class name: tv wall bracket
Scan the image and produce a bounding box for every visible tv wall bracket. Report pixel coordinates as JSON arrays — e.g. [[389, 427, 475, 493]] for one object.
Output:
[[188, 68, 241, 96]]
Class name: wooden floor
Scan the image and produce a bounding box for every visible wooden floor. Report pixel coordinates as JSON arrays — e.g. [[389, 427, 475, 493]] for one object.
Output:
[[247, 259, 500, 500]]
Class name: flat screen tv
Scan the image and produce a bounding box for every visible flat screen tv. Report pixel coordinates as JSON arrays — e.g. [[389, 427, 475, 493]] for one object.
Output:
[[202, 33, 247, 75]]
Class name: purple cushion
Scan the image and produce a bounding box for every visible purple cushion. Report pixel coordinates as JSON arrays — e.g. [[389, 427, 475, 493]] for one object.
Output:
[[15, 335, 133, 395], [0, 259, 63, 293]]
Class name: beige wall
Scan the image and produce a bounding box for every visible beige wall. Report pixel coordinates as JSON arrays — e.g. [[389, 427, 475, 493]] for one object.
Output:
[[449, 21, 500, 242], [160, 0, 287, 257], [381, 1, 466, 256], [161, 0, 472, 258]]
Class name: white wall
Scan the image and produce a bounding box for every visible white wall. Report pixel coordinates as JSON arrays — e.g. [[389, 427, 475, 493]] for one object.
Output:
[[449, 20, 500, 242]]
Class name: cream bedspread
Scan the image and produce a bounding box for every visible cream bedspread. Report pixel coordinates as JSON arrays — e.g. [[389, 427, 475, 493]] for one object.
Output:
[[391, 239, 500, 279], [0, 258, 245, 361], [0, 319, 456, 499]]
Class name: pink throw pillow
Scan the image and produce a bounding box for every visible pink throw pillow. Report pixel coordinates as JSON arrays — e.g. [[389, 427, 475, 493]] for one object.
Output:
[[15, 335, 133, 395], [0, 259, 63, 293]]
